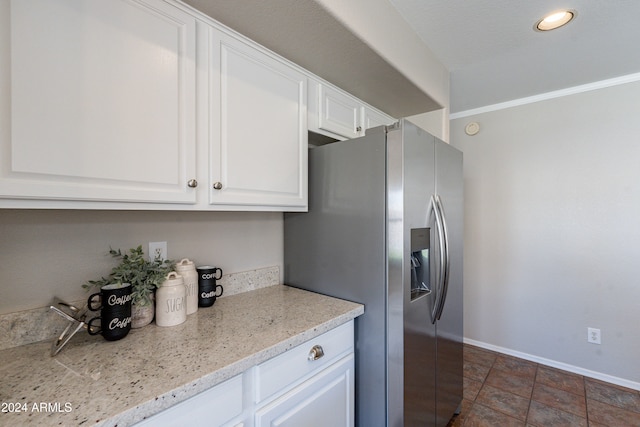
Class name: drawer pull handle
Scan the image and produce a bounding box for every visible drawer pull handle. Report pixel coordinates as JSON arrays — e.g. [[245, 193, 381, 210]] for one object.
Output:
[[308, 345, 325, 361]]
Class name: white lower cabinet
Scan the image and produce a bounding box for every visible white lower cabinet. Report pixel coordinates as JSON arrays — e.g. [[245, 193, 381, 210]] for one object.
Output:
[[254, 321, 354, 427], [254, 355, 354, 427], [134, 374, 244, 427], [132, 321, 354, 427]]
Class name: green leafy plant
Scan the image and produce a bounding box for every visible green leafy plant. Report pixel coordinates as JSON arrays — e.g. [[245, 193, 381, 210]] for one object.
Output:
[[83, 246, 175, 306]]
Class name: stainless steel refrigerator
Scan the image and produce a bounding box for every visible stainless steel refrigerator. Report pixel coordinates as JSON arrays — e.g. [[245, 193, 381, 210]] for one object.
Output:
[[284, 119, 463, 427]]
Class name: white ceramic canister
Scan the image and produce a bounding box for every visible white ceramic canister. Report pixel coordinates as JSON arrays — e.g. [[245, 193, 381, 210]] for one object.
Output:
[[175, 258, 198, 315], [155, 272, 187, 327]]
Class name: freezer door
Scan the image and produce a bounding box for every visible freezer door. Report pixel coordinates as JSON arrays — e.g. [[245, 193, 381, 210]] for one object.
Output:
[[435, 139, 464, 426], [393, 120, 438, 427]]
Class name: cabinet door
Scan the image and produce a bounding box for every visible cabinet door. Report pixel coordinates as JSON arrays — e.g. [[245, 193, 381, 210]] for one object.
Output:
[[314, 84, 362, 139], [1, 0, 197, 204], [133, 374, 243, 427], [363, 106, 396, 132], [255, 354, 354, 427], [208, 31, 307, 210]]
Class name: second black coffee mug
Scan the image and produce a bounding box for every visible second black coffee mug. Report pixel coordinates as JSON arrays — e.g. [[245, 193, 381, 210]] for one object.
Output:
[[197, 266, 223, 307], [87, 283, 132, 341]]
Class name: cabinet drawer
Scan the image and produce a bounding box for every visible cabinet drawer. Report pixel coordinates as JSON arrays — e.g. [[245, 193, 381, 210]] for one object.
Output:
[[255, 321, 353, 403]]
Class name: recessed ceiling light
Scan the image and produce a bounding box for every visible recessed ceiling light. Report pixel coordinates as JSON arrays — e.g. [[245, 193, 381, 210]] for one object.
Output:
[[535, 9, 576, 31]]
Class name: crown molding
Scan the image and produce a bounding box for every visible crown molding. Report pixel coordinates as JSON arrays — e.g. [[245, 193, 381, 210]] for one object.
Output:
[[451, 72, 640, 120]]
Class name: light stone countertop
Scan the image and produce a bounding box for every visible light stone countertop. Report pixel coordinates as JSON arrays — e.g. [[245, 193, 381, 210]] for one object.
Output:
[[0, 285, 364, 427]]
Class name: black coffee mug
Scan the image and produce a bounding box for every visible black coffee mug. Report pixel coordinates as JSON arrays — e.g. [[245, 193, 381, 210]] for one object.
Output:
[[87, 283, 132, 341], [197, 266, 223, 307]]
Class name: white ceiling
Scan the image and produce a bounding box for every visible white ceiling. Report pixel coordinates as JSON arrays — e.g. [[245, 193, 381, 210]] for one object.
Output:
[[387, 0, 640, 113]]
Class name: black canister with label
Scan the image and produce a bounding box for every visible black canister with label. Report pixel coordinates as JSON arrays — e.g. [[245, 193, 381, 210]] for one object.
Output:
[[196, 266, 223, 307]]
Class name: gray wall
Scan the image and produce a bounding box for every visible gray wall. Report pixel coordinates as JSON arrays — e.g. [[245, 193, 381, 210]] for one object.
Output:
[[451, 80, 640, 385], [0, 210, 283, 314]]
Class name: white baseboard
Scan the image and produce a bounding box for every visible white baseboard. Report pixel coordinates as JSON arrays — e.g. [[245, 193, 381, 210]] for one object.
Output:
[[464, 338, 640, 392]]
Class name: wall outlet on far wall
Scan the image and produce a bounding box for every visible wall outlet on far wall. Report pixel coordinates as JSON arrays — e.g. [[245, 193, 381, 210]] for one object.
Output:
[[149, 241, 167, 261], [587, 327, 601, 345]]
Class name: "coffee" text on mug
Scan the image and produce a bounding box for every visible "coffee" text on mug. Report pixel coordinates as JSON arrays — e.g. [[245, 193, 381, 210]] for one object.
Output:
[[109, 316, 132, 330], [201, 290, 219, 299], [108, 294, 132, 306]]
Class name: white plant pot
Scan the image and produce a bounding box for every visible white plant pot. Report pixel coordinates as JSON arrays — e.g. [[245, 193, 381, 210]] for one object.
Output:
[[131, 301, 154, 329]]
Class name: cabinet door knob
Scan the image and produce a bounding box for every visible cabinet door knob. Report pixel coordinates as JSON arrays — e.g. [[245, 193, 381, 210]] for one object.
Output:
[[187, 179, 198, 188], [213, 182, 223, 190], [308, 345, 325, 361], [356, 126, 362, 133]]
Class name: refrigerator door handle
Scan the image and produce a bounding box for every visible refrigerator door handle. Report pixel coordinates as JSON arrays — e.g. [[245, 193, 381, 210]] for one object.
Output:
[[430, 195, 446, 323], [435, 195, 451, 320]]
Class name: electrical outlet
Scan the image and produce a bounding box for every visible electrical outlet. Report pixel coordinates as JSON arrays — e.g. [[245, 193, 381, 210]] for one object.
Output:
[[148, 241, 167, 261], [587, 327, 601, 345]]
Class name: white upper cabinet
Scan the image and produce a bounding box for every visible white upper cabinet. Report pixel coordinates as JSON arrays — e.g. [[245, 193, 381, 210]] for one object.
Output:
[[312, 83, 362, 139], [1, 0, 197, 204], [1, 0, 390, 210], [308, 78, 395, 140], [363, 105, 397, 131], [204, 28, 307, 210]]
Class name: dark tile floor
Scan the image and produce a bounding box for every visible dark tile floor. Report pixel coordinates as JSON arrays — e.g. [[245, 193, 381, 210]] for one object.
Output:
[[447, 344, 640, 426]]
